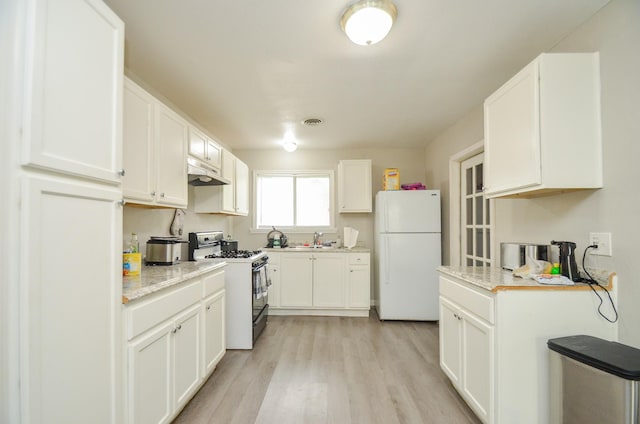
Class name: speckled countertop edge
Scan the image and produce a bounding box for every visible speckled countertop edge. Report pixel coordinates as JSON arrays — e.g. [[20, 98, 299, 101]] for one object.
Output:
[[122, 261, 226, 304], [263, 247, 371, 253], [437, 266, 615, 293]]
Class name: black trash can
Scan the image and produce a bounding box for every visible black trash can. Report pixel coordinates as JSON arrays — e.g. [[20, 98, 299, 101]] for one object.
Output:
[[548, 335, 640, 424]]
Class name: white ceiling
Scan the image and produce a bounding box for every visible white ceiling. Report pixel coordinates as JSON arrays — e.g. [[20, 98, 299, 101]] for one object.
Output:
[[103, 0, 610, 151]]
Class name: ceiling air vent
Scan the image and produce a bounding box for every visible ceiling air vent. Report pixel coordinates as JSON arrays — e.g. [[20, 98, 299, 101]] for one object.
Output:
[[302, 118, 323, 126]]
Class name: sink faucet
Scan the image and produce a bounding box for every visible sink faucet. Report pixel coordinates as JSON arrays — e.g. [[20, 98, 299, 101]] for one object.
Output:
[[313, 231, 323, 246]]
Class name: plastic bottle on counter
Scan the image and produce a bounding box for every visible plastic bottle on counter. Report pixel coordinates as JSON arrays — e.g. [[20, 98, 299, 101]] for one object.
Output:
[[126, 232, 139, 253], [273, 233, 281, 248]]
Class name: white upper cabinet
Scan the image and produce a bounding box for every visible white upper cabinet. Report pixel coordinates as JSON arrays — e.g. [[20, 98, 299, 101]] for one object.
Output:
[[338, 160, 372, 213], [155, 104, 188, 207], [23, 0, 124, 184], [123, 79, 155, 203], [188, 126, 221, 172], [484, 53, 602, 198], [122, 77, 188, 208], [193, 149, 249, 216]]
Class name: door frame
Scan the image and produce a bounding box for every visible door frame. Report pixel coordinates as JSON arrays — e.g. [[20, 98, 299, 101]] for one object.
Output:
[[448, 140, 495, 267]]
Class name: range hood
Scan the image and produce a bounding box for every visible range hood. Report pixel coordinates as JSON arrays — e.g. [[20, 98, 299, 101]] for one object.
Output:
[[187, 156, 231, 186]]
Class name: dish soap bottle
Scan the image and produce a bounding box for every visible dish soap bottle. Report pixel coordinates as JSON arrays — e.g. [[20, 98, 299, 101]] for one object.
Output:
[[127, 232, 139, 253], [273, 233, 281, 248]]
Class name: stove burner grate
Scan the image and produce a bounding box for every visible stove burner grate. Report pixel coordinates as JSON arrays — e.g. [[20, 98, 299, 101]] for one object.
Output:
[[205, 249, 262, 259]]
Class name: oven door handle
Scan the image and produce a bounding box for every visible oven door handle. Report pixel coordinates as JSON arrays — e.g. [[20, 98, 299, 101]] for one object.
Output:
[[253, 262, 268, 272]]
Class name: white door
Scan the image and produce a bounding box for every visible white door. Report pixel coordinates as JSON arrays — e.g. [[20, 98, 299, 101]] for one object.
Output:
[[461, 309, 493, 423], [280, 254, 313, 307], [123, 79, 155, 202], [348, 265, 370, 308], [378, 233, 441, 320], [484, 60, 541, 194], [155, 104, 187, 207], [129, 322, 173, 424], [173, 305, 201, 410], [203, 290, 225, 375], [377, 190, 441, 233], [22, 177, 123, 424], [461, 153, 493, 267], [313, 254, 346, 307], [24, 0, 123, 183], [439, 297, 462, 386]]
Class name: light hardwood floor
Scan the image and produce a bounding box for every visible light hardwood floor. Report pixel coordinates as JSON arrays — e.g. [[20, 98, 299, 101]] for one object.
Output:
[[173, 311, 481, 424]]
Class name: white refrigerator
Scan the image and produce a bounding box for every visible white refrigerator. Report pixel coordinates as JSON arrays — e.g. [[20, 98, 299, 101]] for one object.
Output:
[[374, 190, 441, 320]]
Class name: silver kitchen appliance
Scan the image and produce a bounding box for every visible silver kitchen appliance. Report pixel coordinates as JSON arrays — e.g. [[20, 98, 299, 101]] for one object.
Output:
[[500, 242, 551, 270], [146, 236, 187, 265]]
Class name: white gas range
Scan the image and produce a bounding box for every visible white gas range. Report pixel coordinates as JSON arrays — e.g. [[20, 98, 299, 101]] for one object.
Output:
[[188, 231, 270, 349]]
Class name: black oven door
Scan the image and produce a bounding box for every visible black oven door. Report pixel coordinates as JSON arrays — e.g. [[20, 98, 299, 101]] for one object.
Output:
[[252, 261, 269, 342]]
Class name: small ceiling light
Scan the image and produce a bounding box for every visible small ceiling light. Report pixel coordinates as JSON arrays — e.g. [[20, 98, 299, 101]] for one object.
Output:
[[340, 0, 398, 46], [282, 131, 298, 152]]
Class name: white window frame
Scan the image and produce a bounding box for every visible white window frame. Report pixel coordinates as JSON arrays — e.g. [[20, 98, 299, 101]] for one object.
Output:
[[252, 169, 336, 233]]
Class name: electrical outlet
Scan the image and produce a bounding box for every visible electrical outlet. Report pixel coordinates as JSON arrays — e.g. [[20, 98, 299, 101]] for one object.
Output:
[[589, 232, 612, 256]]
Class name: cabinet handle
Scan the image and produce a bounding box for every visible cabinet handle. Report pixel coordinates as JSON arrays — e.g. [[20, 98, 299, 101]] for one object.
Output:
[[118, 169, 126, 177], [172, 328, 178, 334], [151, 191, 156, 196], [350, 269, 354, 273], [160, 193, 165, 198], [118, 199, 126, 207], [207, 305, 211, 311], [177, 324, 182, 330]]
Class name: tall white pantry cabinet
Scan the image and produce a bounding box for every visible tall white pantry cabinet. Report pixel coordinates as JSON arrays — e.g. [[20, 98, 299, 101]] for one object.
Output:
[[3, 0, 125, 423]]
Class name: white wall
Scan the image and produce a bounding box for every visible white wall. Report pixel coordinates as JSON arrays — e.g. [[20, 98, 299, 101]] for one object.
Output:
[[425, 0, 640, 347], [232, 147, 428, 251]]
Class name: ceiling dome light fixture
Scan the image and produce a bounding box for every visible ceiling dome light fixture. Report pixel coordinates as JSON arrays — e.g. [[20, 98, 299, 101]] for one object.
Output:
[[340, 0, 398, 46], [282, 131, 298, 152]]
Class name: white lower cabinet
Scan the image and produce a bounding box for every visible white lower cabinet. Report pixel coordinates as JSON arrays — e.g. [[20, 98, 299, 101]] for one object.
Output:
[[203, 290, 225, 375], [128, 304, 200, 424], [270, 250, 370, 316], [124, 266, 226, 424], [280, 253, 314, 307], [347, 253, 371, 308], [439, 271, 618, 424], [440, 291, 494, 424]]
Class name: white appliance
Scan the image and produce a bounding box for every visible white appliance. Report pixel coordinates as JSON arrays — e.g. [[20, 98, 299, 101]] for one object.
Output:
[[374, 190, 441, 320]]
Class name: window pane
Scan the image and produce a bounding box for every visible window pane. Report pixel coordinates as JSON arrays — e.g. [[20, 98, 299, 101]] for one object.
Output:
[[258, 176, 293, 226], [296, 177, 330, 226], [486, 198, 490, 224], [466, 198, 472, 225], [476, 229, 483, 257], [466, 228, 473, 255], [465, 168, 473, 195], [476, 163, 483, 193], [475, 195, 483, 225], [486, 229, 491, 259], [467, 257, 474, 266]]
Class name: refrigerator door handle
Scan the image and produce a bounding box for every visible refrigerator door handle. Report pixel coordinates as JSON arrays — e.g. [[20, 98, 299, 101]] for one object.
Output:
[[384, 236, 390, 284]]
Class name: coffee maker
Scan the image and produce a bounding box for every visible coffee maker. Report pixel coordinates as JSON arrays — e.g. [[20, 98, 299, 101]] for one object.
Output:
[[551, 240, 580, 282]]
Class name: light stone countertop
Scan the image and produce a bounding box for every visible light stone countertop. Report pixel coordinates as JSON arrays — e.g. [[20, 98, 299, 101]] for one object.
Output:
[[122, 261, 226, 304], [437, 266, 614, 293]]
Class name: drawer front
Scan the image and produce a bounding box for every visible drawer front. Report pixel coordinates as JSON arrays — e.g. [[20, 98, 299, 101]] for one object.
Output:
[[439, 276, 495, 324], [349, 253, 370, 265], [267, 252, 280, 265], [126, 279, 201, 340], [202, 269, 225, 297]]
